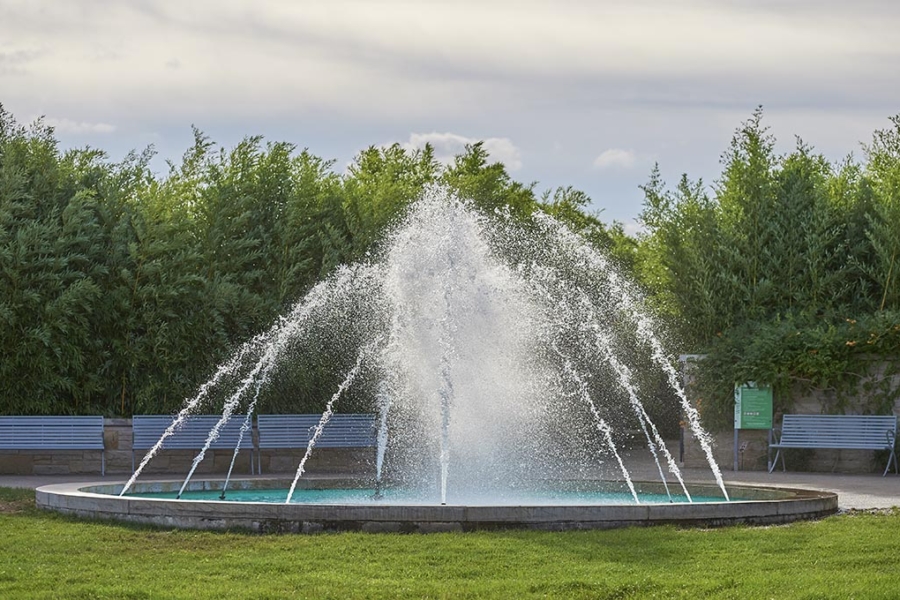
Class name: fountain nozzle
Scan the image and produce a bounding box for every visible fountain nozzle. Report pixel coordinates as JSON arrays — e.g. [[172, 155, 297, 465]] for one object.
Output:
[[373, 478, 383, 500]]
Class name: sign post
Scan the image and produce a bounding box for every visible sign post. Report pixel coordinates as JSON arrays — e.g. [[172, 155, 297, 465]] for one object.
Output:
[[733, 383, 773, 471]]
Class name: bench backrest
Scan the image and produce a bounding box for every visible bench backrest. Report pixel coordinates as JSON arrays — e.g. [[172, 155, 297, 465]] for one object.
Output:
[[0, 416, 105, 450], [780, 414, 897, 450], [258, 414, 376, 449], [132, 415, 252, 450]]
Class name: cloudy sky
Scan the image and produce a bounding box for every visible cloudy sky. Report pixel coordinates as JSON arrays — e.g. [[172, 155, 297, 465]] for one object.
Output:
[[2, 0, 899, 230]]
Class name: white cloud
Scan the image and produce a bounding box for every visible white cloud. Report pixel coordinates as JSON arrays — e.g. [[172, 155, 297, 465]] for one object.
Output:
[[2, 1, 898, 122], [402, 132, 523, 171], [593, 149, 636, 170], [43, 118, 116, 134], [621, 219, 645, 237]]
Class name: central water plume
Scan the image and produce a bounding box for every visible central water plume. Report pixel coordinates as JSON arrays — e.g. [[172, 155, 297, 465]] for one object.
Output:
[[378, 191, 552, 503], [123, 185, 728, 503]]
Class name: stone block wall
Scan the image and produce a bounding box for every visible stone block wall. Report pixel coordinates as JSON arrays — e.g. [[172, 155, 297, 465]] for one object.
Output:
[[257, 448, 375, 475], [0, 450, 106, 475]]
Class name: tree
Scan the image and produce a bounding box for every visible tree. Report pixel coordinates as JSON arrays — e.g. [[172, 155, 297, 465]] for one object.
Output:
[[864, 115, 900, 311], [442, 142, 536, 218], [342, 143, 439, 262], [715, 106, 779, 320], [639, 166, 725, 342]]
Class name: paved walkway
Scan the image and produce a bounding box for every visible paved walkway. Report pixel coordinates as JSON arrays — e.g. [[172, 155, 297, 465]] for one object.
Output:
[[723, 470, 900, 511], [645, 467, 900, 510], [2, 469, 898, 510]]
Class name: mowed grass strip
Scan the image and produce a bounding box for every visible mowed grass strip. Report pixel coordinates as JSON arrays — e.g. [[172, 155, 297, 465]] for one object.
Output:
[[1, 487, 898, 599]]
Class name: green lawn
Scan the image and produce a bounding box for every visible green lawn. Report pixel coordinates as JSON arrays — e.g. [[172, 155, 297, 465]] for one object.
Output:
[[1, 487, 898, 599]]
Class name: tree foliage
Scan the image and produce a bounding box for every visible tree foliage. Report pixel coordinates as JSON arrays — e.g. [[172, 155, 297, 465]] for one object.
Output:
[[0, 105, 622, 416], [5, 101, 898, 423]]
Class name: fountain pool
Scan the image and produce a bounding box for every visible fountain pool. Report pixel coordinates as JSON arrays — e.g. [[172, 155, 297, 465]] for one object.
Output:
[[37, 478, 837, 532]]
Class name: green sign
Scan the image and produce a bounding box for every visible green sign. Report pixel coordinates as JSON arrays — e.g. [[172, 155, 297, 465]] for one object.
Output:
[[734, 383, 773, 429]]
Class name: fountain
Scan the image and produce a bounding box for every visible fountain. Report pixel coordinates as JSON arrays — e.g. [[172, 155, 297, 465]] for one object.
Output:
[[36, 186, 837, 531]]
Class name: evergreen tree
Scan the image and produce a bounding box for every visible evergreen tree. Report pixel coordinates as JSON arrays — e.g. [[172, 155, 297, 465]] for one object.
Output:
[[442, 142, 536, 218], [715, 106, 779, 321], [342, 143, 439, 262], [864, 115, 900, 311]]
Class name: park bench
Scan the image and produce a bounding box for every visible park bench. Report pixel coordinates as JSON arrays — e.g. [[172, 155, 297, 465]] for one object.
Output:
[[256, 413, 377, 473], [131, 414, 255, 473], [768, 414, 898, 476], [0, 416, 106, 475]]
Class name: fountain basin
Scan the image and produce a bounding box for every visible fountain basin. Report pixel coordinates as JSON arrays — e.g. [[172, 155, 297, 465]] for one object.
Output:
[[36, 478, 837, 533]]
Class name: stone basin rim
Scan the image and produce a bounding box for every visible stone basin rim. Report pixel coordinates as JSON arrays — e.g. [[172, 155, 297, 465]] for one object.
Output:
[[35, 478, 839, 533]]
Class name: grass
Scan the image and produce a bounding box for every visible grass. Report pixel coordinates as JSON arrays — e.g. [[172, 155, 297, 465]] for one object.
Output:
[[1, 487, 899, 599]]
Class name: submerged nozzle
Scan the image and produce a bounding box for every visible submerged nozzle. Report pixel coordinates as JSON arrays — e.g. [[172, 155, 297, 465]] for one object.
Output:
[[373, 478, 383, 500]]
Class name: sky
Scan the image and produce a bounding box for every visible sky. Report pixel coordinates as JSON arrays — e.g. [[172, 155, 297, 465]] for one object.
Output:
[[2, 0, 899, 232]]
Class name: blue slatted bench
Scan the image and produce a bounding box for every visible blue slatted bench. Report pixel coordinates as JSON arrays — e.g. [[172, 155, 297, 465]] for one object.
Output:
[[256, 414, 376, 473], [0, 416, 106, 475], [131, 415, 255, 473], [769, 414, 898, 476]]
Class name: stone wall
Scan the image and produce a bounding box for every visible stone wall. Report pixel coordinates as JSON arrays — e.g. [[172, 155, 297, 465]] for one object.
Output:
[[0, 418, 375, 476], [258, 449, 375, 475], [0, 450, 105, 475]]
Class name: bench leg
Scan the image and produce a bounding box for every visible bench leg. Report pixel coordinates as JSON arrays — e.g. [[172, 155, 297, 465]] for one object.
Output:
[[768, 448, 781, 474], [884, 448, 898, 477], [768, 449, 787, 473]]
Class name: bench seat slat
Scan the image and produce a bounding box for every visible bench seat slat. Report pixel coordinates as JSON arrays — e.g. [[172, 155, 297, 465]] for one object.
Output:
[[0, 416, 105, 450], [769, 414, 897, 476], [131, 415, 252, 450], [258, 414, 376, 449], [0, 416, 106, 475]]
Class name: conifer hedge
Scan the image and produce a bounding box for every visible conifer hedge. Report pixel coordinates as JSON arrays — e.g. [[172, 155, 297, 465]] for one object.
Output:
[[3, 103, 898, 423], [0, 105, 618, 416]]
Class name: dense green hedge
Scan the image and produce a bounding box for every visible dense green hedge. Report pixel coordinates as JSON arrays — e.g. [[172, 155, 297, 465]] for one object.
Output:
[[4, 102, 898, 423], [0, 104, 626, 416]]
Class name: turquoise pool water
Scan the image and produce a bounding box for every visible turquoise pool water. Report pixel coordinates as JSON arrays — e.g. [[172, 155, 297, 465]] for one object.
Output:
[[131, 487, 727, 505]]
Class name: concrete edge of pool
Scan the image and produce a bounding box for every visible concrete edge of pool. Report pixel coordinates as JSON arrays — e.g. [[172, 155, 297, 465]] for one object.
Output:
[[35, 478, 839, 533]]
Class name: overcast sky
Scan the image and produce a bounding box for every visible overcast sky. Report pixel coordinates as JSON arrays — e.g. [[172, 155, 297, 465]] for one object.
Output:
[[2, 0, 898, 230]]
